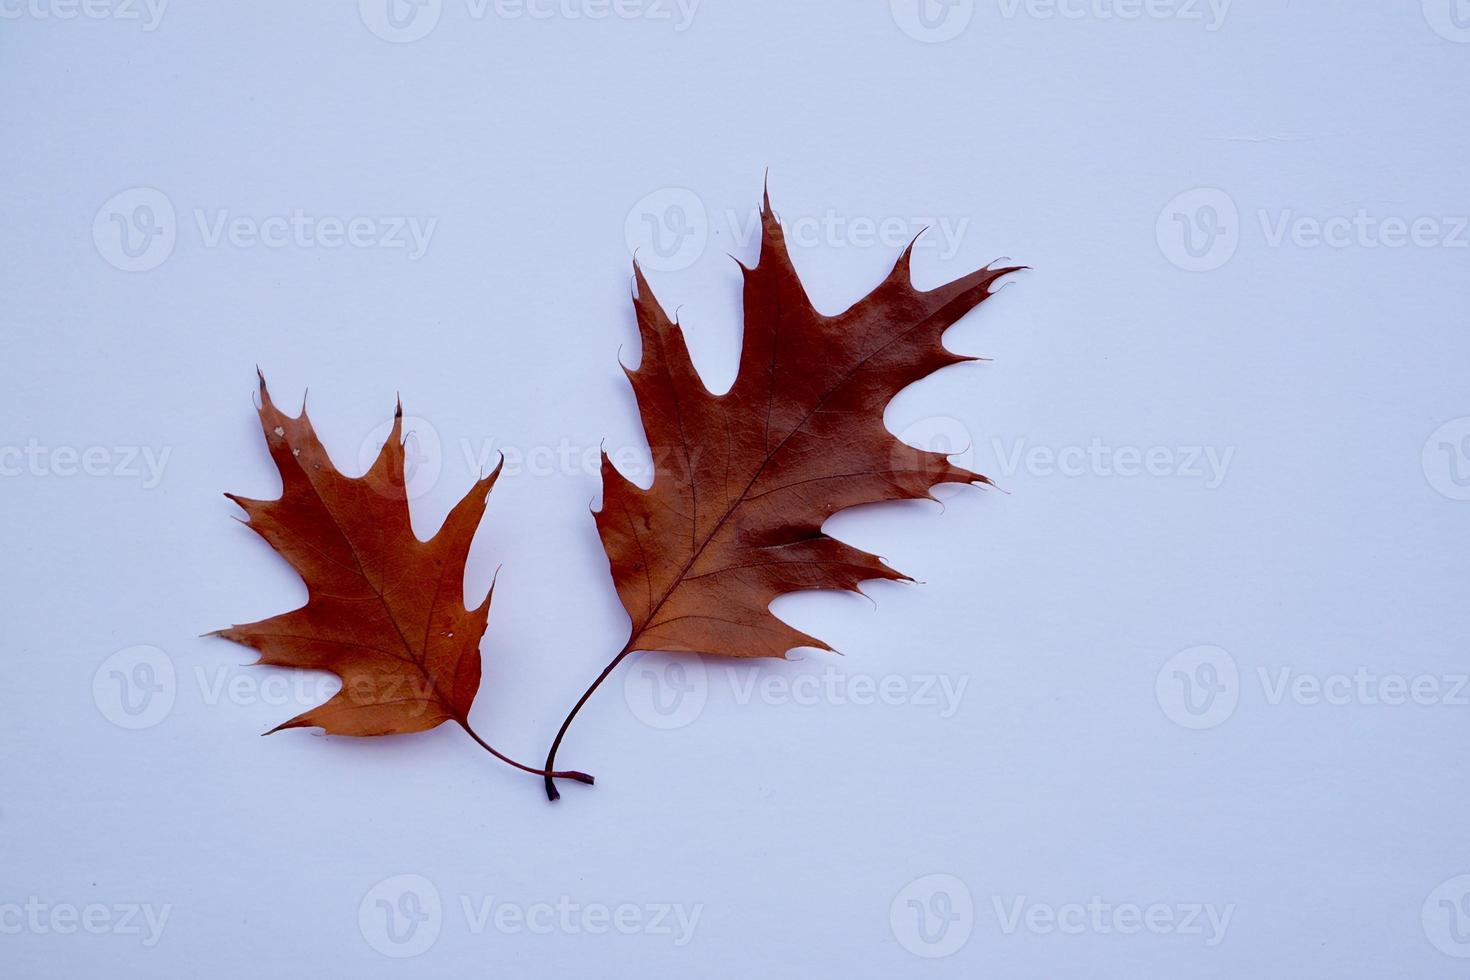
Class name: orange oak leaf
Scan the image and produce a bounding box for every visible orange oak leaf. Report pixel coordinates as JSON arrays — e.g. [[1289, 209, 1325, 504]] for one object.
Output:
[[213, 374, 591, 786], [544, 189, 1022, 798]]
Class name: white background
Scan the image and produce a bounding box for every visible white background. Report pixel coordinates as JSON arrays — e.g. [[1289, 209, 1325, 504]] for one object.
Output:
[[3, 1, 1469, 976]]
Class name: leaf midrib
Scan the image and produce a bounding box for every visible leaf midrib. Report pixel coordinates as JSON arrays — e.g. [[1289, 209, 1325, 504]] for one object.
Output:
[[290, 445, 464, 718], [628, 289, 953, 643]]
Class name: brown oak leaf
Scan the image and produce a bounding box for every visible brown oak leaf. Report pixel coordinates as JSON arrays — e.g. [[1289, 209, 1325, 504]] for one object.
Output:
[[544, 190, 1021, 797], [214, 374, 591, 785]]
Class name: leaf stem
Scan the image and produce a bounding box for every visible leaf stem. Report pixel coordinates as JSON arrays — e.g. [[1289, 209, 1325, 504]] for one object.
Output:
[[543, 643, 634, 801], [455, 718, 594, 785]]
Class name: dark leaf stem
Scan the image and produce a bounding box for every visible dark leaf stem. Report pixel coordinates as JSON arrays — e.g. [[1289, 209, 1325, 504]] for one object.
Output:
[[542, 643, 633, 801], [455, 718, 594, 785]]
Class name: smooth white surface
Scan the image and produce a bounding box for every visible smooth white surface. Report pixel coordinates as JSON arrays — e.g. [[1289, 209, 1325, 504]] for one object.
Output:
[[3, 2, 1468, 977]]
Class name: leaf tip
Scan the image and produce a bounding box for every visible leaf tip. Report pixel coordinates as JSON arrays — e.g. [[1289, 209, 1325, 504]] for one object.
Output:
[[485, 451, 505, 485], [254, 369, 272, 411], [631, 256, 652, 297]]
